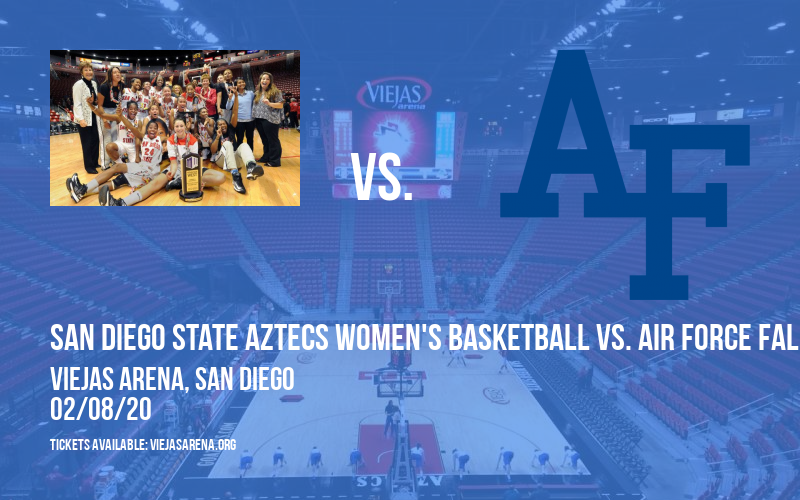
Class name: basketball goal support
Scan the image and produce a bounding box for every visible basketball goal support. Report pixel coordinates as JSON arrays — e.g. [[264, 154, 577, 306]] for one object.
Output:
[[368, 287, 420, 500], [378, 279, 402, 324]]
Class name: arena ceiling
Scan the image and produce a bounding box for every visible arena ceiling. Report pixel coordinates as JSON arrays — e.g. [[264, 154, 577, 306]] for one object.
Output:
[[16, 0, 800, 116]]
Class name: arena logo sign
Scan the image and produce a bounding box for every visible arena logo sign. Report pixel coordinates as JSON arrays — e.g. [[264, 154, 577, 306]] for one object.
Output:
[[356, 77, 432, 110], [196, 422, 238, 467], [502, 50, 750, 301], [355, 475, 443, 487]]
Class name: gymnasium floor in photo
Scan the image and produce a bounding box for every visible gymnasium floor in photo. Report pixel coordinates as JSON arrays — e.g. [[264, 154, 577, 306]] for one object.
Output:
[[49, 130, 301, 206], [207, 341, 588, 479]]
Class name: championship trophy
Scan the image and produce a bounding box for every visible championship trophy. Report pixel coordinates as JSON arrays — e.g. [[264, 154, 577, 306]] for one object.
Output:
[[179, 151, 203, 202]]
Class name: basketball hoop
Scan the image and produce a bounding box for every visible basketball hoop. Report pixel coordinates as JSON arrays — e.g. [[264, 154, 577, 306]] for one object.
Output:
[[377, 280, 402, 297], [374, 370, 424, 398]]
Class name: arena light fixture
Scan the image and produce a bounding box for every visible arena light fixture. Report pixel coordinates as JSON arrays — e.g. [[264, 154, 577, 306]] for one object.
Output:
[[96, 13, 106, 17], [0, 19, 7, 25], [617, 96, 622, 100], [623, 43, 632, 48], [724, 92, 731, 96], [777, 96, 783, 99], [535, 94, 541, 97], [661, 70, 669, 74], [673, 15, 683, 20], [719, 78, 726, 82], [786, 49, 795, 54]]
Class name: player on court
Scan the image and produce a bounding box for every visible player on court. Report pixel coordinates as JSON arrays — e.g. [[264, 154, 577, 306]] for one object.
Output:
[[108, 102, 142, 165], [447, 348, 466, 367], [561, 445, 573, 467], [498, 349, 510, 373], [141, 104, 169, 162], [121, 79, 140, 115], [532, 450, 552, 474], [569, 449, 581, 472], [272, 446, 286, 476], [170, 96, 194, 134], [101, 118, 225, 206], [239, 449, 253, 478], [410, 443, 425, 475], [79, 100, 141, 168], [348, 447, 365, 477], [159, 87, 175, 118], [307, 446, 323, 477], [67, 101, 161, 204], [194, 107, 215, 160], [496, 447, 514, 480], [138, 81, 153, 119], [452, 449, 470, 478]]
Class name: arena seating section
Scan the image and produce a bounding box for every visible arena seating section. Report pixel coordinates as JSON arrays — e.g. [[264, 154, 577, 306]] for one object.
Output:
[[48, 55, 300, 121]]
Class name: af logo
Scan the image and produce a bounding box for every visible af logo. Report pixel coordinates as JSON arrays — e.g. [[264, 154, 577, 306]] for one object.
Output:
[[502, 50, 750, 300]]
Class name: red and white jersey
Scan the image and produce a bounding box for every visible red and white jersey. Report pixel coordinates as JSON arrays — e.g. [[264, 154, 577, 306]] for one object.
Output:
[[121, 88, 138, 112], [160, 96, 175, 115], [118, 116, 138, 145], [197, 119, 213, 146], [149, 86, 161, 100], [139, 135, 163, 167], [167, 133, 198, 161], [137, 90, 152, 114]]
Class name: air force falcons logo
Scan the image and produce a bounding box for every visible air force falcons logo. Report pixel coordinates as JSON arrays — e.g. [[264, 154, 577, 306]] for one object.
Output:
[[502, 51, 749, 300]]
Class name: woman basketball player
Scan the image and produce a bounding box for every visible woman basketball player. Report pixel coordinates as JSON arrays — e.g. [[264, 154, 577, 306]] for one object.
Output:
[[67, 101, 162, 204]]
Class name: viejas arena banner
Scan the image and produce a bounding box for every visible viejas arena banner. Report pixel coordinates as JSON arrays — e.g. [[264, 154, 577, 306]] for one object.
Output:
[[1, 2, 799, 500]]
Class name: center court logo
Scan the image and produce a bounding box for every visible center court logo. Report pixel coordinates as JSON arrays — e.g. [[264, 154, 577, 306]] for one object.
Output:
[[502, 50, 750, 300], [356, 76, 432, 110]]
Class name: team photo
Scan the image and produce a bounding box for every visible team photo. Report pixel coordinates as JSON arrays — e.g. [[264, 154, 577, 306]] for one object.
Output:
[[49, 50, 300, 206]]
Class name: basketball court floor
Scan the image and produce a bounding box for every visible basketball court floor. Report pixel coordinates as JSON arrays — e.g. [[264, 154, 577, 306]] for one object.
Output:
[[49, 130, 301, 206], [209, 335, 588, 479]]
